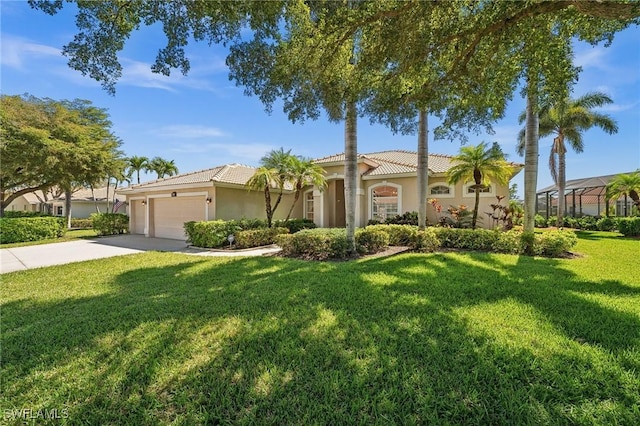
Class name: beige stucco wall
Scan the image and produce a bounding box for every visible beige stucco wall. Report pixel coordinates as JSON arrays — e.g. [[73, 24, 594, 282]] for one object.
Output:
[[50, 201, 115, 218], [362, 175, 510, 227], [6, 195, 38, 213], [215, 186, 302, 222], [317, 171, 512, 229]]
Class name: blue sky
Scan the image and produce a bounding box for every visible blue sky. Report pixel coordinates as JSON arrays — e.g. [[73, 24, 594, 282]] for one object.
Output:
[[2, 2, 639, 196]]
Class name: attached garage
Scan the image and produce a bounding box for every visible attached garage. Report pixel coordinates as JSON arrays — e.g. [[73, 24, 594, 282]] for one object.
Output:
[[151, 196, 206, 240]]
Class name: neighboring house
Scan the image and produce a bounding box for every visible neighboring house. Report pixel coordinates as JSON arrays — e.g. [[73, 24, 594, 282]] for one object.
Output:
[[50, 185, 127, 218], [536, 172, 637, 218], [119, 164, 301, 240], [121, 151, 522, 240], [5, 191, 47, 214]]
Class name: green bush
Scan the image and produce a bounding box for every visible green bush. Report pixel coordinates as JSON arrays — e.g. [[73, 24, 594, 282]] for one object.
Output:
[[576, 216, 598, 230], [596, 216, 617, 232], [355, 227, 389, 255], [493, 230, 525, 255], [91, 213, 129, 236], [521, 231, 536, 256], [385, 211, 419, 226], [616, 217, 640, 237], [412, 228, 440, 252], [276, 228, 349, 260], [535, 214, 548, 228], [533, 230, 578, 257], [366, 224, 418, 246], [3, 211, 48, 218], [547, 216, 558, 227], [184, 220, 242, 247], [70, 218, 93, 229], [274, 218, 317, 233], [563, 216, 578, 229], [235, 227, 289, 249], [434, 228, 499, 251], [0, 217, 66, 244], [234, 218, 268, 230]]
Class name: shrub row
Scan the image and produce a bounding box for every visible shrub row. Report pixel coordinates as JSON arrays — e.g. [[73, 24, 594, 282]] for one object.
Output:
[[2, 211, 49, 218], [91, 213, 129, 236], [70, 218, 93, 229], [275, 226, 578, 260], [616, 217, 640, 237], [185, 218, 317, 248], [235, 227, 289, 249], [536, 214, 639, 235], [0, 217, 66, 244]]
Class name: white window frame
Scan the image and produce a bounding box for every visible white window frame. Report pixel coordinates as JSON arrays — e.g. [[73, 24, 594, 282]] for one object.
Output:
[[463, 182, 494, 198], [369, 182, 402, 221], [428, 183, 455, 198], [303, 189, 314, 221]]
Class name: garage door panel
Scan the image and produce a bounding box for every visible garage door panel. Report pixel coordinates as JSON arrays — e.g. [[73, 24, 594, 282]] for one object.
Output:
[[153, 197, 204, 240]]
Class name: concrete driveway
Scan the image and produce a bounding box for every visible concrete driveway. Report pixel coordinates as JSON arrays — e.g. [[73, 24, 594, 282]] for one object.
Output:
[[1, 235, 281, 274]]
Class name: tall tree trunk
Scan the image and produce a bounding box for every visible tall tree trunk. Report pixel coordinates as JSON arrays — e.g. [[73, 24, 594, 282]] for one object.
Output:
[[417, 110, 429, 230], [90, 184, 100, 213], [344, 99, 358, 255], [264, 187, 273, 228], [64, 187, 72, 229], [472, 189, 480, 229], [557, 137, 566, 227], [523, 80, 539, 234], [106, 178, 111, 213], [285, 184, 302, 222]]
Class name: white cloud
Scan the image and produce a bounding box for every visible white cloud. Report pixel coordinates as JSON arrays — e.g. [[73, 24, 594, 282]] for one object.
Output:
[[171, 142, 274, 164], [596, 102, 639, 113], [574, 47, 608, 70], [0, 34, 61, 68], [157, 125, 227, 139]]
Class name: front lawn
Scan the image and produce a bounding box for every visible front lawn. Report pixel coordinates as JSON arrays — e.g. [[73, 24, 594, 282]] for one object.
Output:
[[2, 231, 638, 424]]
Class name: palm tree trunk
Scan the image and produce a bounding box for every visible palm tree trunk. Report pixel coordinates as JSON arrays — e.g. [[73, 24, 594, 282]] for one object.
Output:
[[557, 137, 566, 227], [344, 99, 358, 255], [264, 187, 273, 228], [285, 184, 302, 221], [523, 79, 539, 233], [417, 109, 429, 230], [472, 189, 480, 229]]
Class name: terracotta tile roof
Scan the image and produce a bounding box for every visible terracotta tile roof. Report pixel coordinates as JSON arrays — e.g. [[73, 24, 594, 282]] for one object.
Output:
[[314, 150, 457, 175], [121, 164, 294, 191]]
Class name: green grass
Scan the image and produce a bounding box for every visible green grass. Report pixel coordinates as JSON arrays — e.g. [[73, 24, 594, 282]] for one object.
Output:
[[2, 231, 639, 424], [0, 229, 97, 248]]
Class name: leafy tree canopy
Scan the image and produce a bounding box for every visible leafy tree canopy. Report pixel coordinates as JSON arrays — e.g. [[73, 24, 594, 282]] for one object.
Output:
[[0, 94, 123, 215]]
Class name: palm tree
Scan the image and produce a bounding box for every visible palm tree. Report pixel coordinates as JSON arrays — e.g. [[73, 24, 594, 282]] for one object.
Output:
[[148, 157, 179, 179], [606, 171, 640, 212], [260, 148, 293, 217], [127, 155, 149, 184], [246, 166, 281, 227], [518, 91, 618, 226], [284, 157, 327, 221], [447, 142, 514, 229]]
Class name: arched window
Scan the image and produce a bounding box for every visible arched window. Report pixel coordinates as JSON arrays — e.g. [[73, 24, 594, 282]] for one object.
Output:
[[371, 183, 401, 221], [430, 185, 450, 195], [467, 184, 492, 194]]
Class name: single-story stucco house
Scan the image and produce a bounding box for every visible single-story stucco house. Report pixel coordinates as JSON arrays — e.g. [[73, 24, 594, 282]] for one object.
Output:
[[5, 185, 126, 218], [121, 150, 523, 240]]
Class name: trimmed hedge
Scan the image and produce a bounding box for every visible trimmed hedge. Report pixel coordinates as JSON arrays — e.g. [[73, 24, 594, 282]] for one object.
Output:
[[355, 227, 390, 255], [2, 211, 48, 218], [0, 217, 65, 244], [70, 218, 93, 229], [274, 218, 317, 233], [276, 228, 350, 260], [616, 217, 640, 237], [366, 224, 418, 246], [91, 213, 129, 236], [596, 216, 616, 232], [413, 228, 440, 253], [235, 227, 289, 249], [533, 230, 578, 257], [184, 220, 242, 248]]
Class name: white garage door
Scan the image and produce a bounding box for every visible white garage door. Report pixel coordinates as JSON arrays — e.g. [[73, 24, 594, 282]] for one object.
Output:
[[153, 197, 205, 240]]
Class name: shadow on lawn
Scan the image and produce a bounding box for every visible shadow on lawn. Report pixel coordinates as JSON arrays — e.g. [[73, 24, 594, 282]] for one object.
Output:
[[3, 252, 639, 424]]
